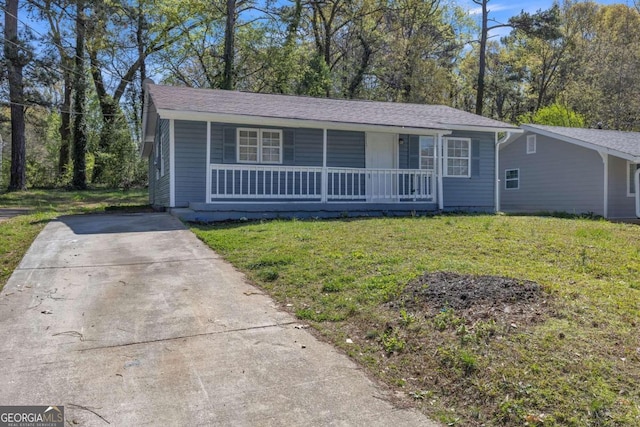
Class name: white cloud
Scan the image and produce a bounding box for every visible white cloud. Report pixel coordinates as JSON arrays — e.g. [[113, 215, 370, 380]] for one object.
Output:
[[467, 3, 515, 16]]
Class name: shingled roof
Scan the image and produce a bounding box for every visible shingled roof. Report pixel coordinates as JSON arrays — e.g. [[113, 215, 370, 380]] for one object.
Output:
[[145, 84, 519, 132], [522, 124, 640, 160]]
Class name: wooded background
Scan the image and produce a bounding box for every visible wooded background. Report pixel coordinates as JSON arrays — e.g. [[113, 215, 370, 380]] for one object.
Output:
[[2, 0, 640, 191]]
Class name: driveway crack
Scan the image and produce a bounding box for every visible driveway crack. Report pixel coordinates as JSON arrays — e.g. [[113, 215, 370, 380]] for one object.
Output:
[[16, 257, 219, 271], [76, 321, 299, 352]]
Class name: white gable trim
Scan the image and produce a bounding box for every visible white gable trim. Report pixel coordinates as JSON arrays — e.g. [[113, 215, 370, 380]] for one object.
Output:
[[519, 125, 640, 163]]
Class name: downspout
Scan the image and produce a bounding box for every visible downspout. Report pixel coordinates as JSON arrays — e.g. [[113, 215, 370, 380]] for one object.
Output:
[[598, 152, 608, 219], [635, 167, 640, 218], [495, 132, 511, 213], [437, 133, 444, 211]]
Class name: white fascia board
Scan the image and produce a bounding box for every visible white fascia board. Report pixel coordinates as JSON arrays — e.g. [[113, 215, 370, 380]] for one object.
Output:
[[521, 125, 639, 162], [156, 109, 457, 136], [446, 124, 523, 134]]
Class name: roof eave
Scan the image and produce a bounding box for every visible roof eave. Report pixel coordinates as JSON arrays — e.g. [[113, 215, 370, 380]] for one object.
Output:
[[521, 124, 640, 162], [155, 108, 517, 135], [155, 108, 455, 135], [445, 124, 523, 134]]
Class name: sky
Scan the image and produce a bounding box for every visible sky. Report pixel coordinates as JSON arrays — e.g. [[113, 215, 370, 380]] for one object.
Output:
[[463, 0, 631, 37]]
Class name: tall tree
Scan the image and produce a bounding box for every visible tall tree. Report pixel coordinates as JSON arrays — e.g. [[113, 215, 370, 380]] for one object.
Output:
[[222, 0, 238, 89], [85, 0, 205, 183], [32, 0, 74, 177], [71, 0, 87, 189], [4, 0, 27, 191], [373, 0, 463, 103], [472, 1, 559, 115]]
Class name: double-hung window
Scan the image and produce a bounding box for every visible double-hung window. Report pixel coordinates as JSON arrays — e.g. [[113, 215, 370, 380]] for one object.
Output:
[[627, 162, 640, 196], [505, 169, 519, 190], [237, 128, 282, 164], [444, 138, 471, 177], [419, 136, 435, 171]]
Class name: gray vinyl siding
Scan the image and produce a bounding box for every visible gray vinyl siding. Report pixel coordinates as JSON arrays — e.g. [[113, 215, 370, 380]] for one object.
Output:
[[154, 119, 171, 207], [175, 120, 207, 207], [607, 155, 636, 218], [210, 125, 365, 167], [442, 131, 495, 210], [500, 133, 604, 216], [327, 130, 365, 167], [294, 128, 323, 166], [211, 124, 323, 166]]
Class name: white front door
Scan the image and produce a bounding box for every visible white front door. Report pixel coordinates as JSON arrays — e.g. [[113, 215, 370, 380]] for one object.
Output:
[[366, 132, 398, 201]]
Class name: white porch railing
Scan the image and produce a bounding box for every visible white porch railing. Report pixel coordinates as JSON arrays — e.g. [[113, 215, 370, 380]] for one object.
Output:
[[209, 164, 435, 202]]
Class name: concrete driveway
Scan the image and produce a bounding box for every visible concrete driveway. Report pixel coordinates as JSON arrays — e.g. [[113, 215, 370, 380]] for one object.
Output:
[[0, 213, 437, 426]]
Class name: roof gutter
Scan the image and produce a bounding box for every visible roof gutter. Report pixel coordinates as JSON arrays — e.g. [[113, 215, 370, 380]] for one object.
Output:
[[495, 131, 512, 212]]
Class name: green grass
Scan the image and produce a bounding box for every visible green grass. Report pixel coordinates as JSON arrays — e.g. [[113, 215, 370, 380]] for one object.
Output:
[[191, 215, 640, 426], [0, 188, 148, 290]]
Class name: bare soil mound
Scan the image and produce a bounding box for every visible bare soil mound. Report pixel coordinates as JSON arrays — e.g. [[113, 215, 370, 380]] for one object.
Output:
[[393, 271, 550, 326]]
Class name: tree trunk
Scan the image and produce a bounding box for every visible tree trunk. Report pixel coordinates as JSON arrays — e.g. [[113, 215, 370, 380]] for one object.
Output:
[[222, 0, 236, 90], [4, 0, 27, 191], [475, 0, 488, 116], [346, 35, 372, 99], [137, 7, 147, 118], [58, 67, 72, 176], [72, 0, 87, 189]]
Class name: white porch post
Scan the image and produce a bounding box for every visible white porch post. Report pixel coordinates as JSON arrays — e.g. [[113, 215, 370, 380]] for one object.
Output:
[[436, 133, 444, 211], [322, 128, 328, 203], [206, 122, 211, 204]]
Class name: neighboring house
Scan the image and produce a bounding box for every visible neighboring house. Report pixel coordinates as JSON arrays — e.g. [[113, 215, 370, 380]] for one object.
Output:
[[499, 124, 640, 219], [141, 83, 521, 221]]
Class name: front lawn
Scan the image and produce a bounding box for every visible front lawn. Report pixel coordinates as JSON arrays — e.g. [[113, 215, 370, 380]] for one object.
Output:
[[0, 188, 148, 291], [191, 215, 640, 426]]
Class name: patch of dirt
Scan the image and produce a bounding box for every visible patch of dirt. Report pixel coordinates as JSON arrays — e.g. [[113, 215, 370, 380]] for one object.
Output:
[[390, 271, 550, 327]]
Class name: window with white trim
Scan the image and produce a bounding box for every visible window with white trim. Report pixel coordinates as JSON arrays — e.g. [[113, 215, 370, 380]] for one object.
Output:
[[627, 162, 640, 196], [526, 135, 537, 154], [419, 136, 435, 171], [444, 138, 471, 177], [237, 128, 283, 164], [505, 168, 519, 190]]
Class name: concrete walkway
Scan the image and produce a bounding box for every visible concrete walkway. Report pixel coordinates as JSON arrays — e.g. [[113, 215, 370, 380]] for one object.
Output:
[[0, 207, 30, 222], [0, 213, 437, 426]]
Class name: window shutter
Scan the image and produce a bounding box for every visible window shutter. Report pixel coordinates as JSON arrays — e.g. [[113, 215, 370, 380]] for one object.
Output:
[[409, 135, 420, 169], [223, 127, 236, 163], [283, 129, 295, 165], [471, 140, 480, 177]]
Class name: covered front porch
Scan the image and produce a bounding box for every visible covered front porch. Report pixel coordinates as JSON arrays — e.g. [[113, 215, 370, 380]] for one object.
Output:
[[202, 128, 444, 208]]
